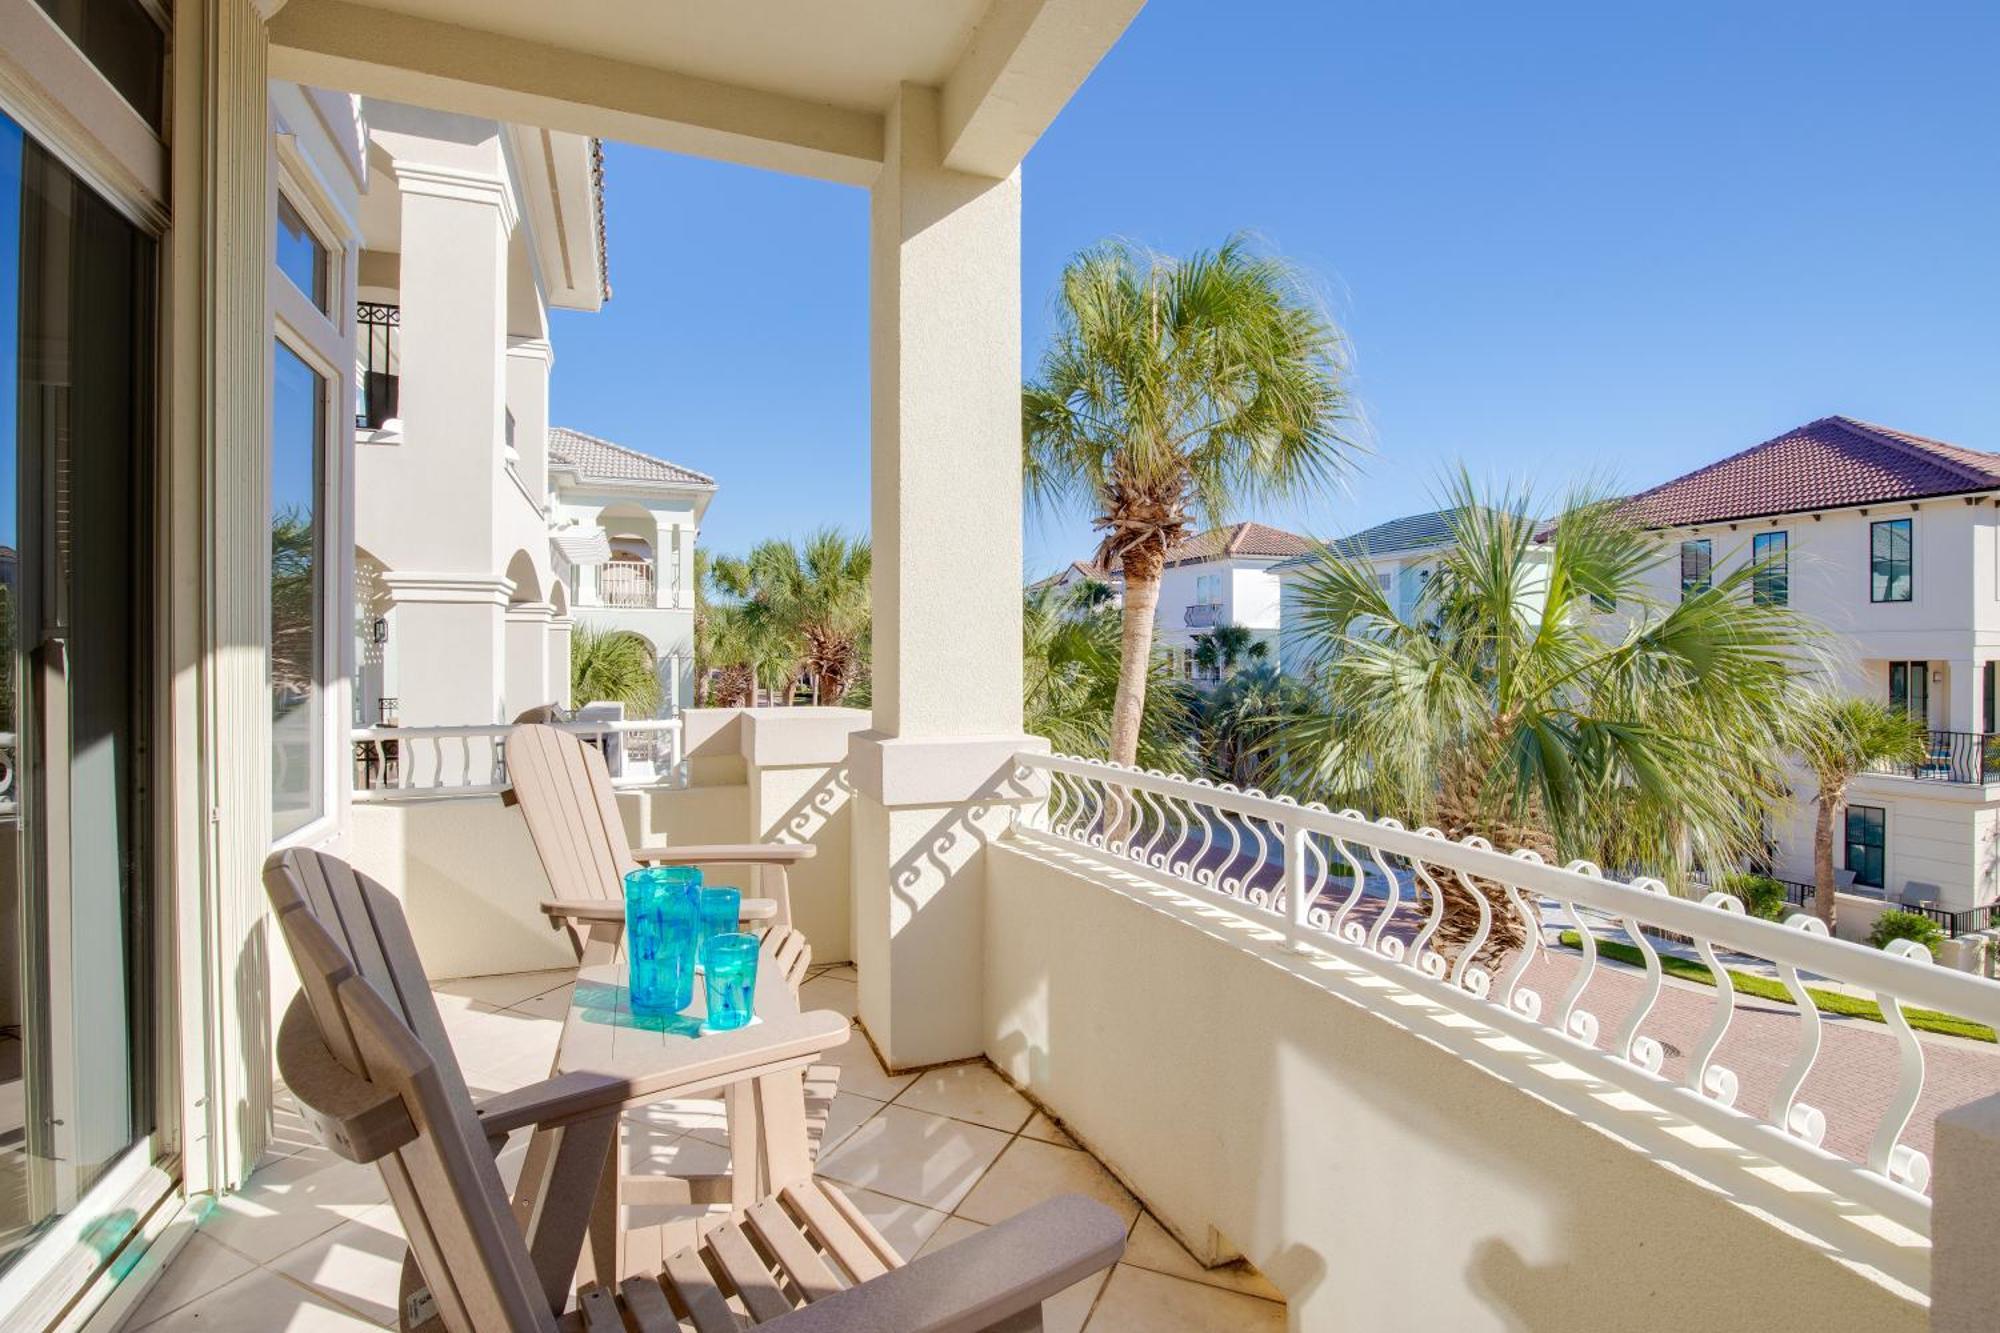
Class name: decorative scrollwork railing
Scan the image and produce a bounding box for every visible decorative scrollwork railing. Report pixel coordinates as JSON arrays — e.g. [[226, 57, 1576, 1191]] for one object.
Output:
[[1011, 750, 2000, 1241]]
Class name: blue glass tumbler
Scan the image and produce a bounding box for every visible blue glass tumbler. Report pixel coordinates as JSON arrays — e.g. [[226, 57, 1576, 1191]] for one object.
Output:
[[698, 886, 741, 965], [703, 933, 761, 1032], [624, 866, 700, 1015]]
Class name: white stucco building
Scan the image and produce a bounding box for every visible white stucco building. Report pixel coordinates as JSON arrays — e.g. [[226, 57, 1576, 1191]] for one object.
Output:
[[547, 426, 715, 711], [1629, 416, 2000, 920]]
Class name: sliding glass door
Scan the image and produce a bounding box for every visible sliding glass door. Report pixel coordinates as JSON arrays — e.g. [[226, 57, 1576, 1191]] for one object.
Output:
[[0, 108, 157, 1283]]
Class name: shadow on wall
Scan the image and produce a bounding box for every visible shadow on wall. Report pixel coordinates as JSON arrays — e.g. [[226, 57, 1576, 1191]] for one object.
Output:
[[983, 835, 1928, 1332]]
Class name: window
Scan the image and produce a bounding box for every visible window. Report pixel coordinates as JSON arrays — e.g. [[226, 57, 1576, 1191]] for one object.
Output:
[[1844, 805, 1886, 890], [1985, 661, 1996, 736], [1751, 530, 1788, 606], [1888, 660, 1929, 724], [1194, 572, 1222, 605], [271, 341, 328, 837], [356, 302, 400, 428], [276, 194, 330, 313], [33, 0, 167, 130], [1679, 539, 1712, 599], [1871, 518, 1912, 603]]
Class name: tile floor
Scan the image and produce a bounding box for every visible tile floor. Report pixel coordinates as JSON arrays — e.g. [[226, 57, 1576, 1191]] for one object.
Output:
[[121, 963, 1284, 1331]]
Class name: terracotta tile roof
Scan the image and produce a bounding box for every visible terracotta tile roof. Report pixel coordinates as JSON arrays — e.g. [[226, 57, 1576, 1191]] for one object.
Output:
[[1164, 521, 1312, 565], [548, 427, 714, 488], [1028, 559, 1115, 593], [1624, 416, 2000, 528]]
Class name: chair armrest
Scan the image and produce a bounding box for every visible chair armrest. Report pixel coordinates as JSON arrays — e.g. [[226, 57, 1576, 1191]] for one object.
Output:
[[473, 1070, 638, 1138], [631, 842, 817, 866], [539, 898, 624, 925], [762, 1195, 1128, 1332]]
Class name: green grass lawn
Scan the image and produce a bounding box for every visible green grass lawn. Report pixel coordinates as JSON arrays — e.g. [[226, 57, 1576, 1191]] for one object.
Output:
[[1555, 930, 1995, 1044]]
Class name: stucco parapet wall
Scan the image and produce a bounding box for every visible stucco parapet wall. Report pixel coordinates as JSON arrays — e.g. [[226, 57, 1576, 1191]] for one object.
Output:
[[846, 730, 1050, 808], [381, 571, 516, 606], [389, 159, 519, 232], [681, 707, 872, 769]]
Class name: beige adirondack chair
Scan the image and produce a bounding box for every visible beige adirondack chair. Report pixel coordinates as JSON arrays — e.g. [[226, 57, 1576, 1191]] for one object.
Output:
[[267, 849, 1126, 1332], [506, 723, 816, 964]]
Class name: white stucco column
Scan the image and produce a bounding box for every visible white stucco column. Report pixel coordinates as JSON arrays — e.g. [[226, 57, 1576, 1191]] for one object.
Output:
[[848, 85, 1043, 1070], [504, 600, 556, 719], [381, 573, 512, 770], [547, 614, 574, 710], [505, 338, 554, 495]]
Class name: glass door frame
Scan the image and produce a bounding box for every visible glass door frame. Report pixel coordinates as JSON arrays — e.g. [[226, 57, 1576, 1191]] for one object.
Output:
[[0, 7, 182, 1327]]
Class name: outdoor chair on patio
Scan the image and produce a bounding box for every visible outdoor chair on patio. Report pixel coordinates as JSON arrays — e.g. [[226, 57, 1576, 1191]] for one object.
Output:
[[268, 848, 1126, 1332], [506, 722, 817, 968]]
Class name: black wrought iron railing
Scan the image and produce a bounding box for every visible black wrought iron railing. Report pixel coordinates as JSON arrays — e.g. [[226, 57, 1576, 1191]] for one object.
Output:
[[1868, 729, 2000, 785], [357, 301, 400, 429]]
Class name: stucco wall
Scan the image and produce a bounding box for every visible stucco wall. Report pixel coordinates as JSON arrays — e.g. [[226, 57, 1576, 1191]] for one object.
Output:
[[984, 832, 1925, 1332]]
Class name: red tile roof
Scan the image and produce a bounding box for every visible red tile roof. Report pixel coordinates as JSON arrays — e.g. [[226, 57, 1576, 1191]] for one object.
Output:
[[1164, 521, 1312, 565], [1624, 416, 2000, 528]]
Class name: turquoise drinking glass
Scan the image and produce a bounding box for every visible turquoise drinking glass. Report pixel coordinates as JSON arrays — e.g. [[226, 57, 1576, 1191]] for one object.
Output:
[[698, 886, 741, 964], [624, 866, 701, 1015], [702, 933, 761, 1032]]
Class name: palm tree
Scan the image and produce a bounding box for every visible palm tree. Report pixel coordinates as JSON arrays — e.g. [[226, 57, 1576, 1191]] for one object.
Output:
[[570, 624, 662, 716], [1024, 235, 1354, 767], [1194, 663, 1304, 788], [1792, 692, 1926, 933], [1280, 476, 1811, 964], [1191, 621, 1268, 681], [710, 529, 871, 705], [1023, 584, 1189, 769]]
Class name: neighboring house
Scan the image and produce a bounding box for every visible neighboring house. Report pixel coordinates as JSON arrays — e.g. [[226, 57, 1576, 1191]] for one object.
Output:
[[1154, 523, 1308, 681], [1029, 558, 1121, 607], [1627, 415, 2000, 914], [349, 99, 609, 736], [548, 426, 716, 711]]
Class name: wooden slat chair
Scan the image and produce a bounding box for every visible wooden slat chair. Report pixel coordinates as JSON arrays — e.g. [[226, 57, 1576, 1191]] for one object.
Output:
[[269, 853, 1126, 1332], [506, 723, 817, 965]]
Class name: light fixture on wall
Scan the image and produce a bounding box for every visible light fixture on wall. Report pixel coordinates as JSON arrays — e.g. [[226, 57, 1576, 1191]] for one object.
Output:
[[1933, 667, 1946, 686], [371, 616, 389, 645]]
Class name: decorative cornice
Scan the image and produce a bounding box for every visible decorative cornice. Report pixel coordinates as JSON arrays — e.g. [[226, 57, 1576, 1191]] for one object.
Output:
[[380, 571, 516, 606], [506, 337, 555, 367], [390, 160, 518, 233], [504, 600, 557, 623]]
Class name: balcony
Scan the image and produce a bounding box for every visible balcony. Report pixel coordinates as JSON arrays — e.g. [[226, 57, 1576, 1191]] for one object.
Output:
[[1183, 601, 1222, 628], [596, 559, 657, 609], [1868, 728, 2000, 784]]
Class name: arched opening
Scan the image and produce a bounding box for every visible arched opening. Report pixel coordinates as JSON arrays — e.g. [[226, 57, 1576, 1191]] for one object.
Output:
[[504, 548, 542, 605], [354, 547, 394, 728], [594, 503, 658, 608]]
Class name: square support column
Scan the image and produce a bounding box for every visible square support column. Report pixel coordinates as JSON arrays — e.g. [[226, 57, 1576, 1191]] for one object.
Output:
[[850, 85, 1041, 1069], [504, 600, 556, 719]]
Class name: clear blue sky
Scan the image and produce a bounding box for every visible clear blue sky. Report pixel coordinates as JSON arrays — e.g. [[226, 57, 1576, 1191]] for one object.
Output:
[[549, 0, 2000, 577]]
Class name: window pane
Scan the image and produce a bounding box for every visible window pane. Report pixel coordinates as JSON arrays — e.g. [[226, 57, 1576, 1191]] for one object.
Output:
[[1679, 539, 1711, 598], [33, 0, 165, 131], [272, 342, 325, 837], [1752, 531, 1787, 606], [276, 195, 330, 313], [1845, 806, 1885, 889], [1871, 519, 1911, 603]]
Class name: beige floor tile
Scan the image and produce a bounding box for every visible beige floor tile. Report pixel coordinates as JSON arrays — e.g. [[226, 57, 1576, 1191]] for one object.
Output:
[[814, 1027, 916, 1101], [131, 1265, 384, 1332], [798, 974, 858, 1018], [1084, 1263, 1285, 1332], [625, 1127, 731, 1180], [832, 1185, 951, 1261], [1022, 1111, 1077, 1148], [907, 1215, 1106, 1333], [1120, 1213, 1283, 1300], [823, 964, 858, 981], [893, 1063, 1032, 1133], [629, 1096, 728, 1141], [198, 1156, 387, 1265], [814, 1104, 1010, 1212], [431, 969, 573, 1012], [124, 1233, 257, 1327], [268, 1204, 407, 1327], [504, 981, 576, 1022], [956, 1137, 1139, 1228]]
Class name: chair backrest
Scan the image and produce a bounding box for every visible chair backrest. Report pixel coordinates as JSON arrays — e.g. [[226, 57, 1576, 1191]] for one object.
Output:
[[265, 848, 552, 1333], [506, 722, 638, 906]]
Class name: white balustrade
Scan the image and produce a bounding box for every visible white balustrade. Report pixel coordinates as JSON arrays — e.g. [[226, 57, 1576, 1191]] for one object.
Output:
[[1011, 750, 2000, 1240], [597, 561, 656, 608], [352, 716, 684, 799]]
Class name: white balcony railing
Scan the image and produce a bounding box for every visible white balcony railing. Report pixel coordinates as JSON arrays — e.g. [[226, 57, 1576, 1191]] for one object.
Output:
[[598, 561, 656, 608], [351, 717, 684, 800], [1011, 751, 2000, 1242]]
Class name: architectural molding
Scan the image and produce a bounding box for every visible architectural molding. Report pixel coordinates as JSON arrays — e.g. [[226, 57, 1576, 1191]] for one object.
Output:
[[389, 159, 519, 233], [504, 600, 556, 623], [269, 0, 884, 186], [381, 571, 517, 606], [740, 707, 872, 770], [846, 731, 1049, 808], [505, 336, 555, 367]]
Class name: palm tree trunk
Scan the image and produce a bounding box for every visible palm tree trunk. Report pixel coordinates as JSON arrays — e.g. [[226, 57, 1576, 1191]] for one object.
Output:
[[1110, 551, 1164, 767], [1813, 792, 1839, 934]]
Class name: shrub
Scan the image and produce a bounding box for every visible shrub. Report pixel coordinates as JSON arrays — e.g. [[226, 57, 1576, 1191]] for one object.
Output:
[[1868, 909, 1944, 959], [1718, 872, 1789, 921]]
